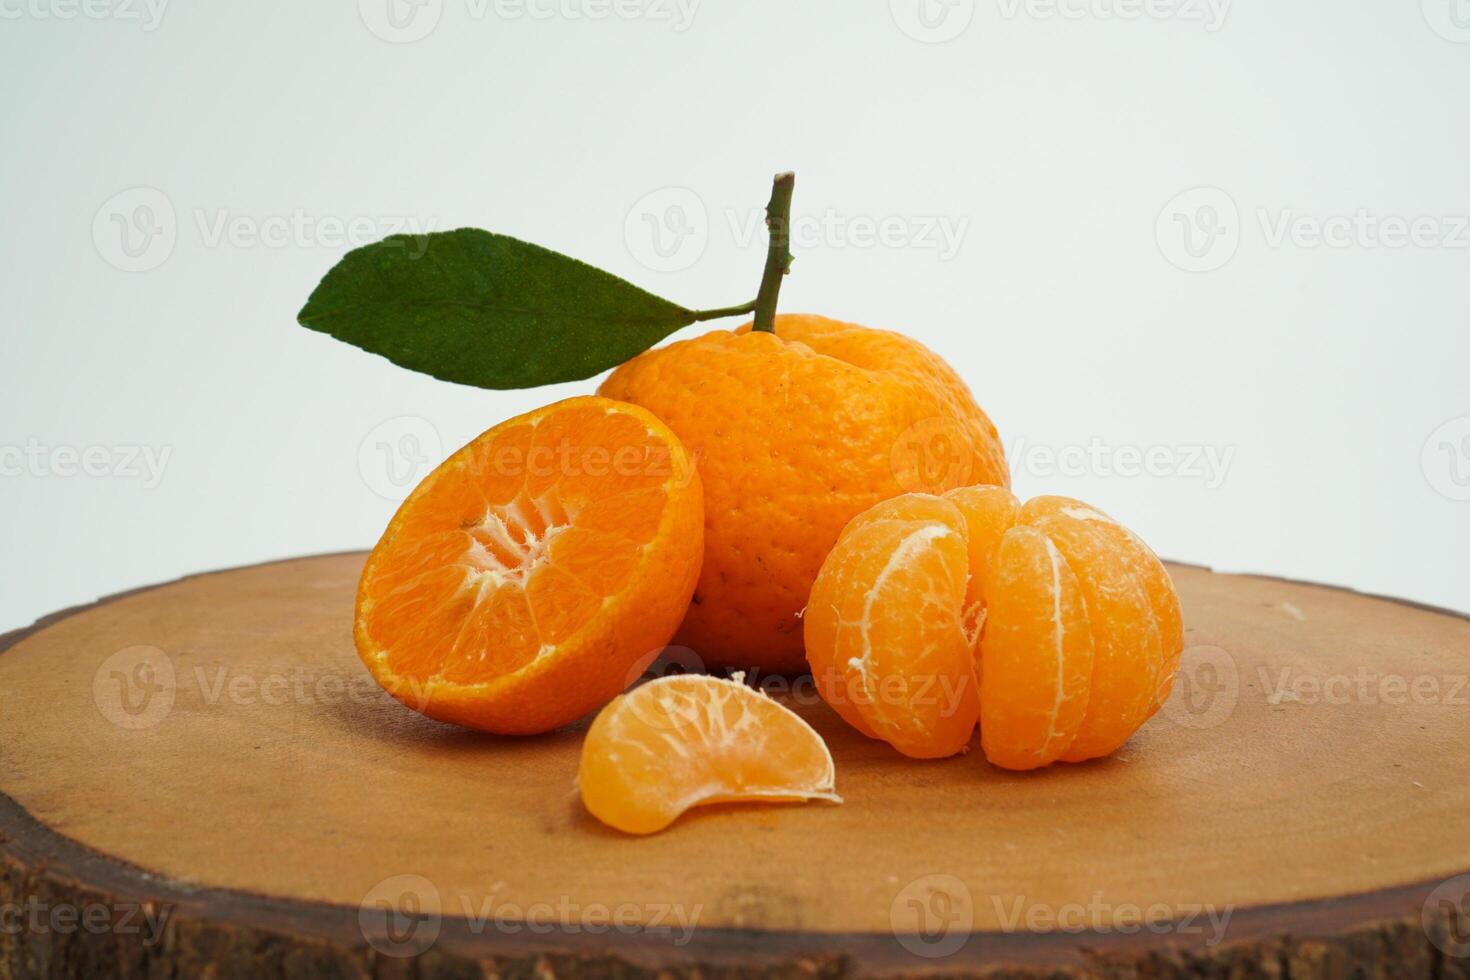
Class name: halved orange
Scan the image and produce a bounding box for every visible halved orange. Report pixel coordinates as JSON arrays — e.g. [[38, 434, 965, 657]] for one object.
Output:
[[578, 674, 841, 835], [354, 396, 704, 734]]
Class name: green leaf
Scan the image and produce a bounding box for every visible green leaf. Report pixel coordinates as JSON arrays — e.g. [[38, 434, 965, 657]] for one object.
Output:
[[298, 228, 700, 389]]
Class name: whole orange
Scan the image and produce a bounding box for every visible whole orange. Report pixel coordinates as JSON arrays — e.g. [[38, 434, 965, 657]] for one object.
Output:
[[599, 313, 1008, 673]]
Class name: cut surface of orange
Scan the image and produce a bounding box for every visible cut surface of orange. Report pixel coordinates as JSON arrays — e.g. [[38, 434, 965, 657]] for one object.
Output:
[[804, 486, 1183, 769], [354, 396, 704, 735], [578, 675, 840, 835]]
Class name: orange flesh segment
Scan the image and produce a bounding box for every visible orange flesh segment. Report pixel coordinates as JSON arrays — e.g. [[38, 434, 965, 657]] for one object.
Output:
[[979, 525, 1094, 770], [1018, 497, 1166, 760], [578, 675, 840, 835], [943, 485, 1023, 653], [804, 495, 980, 759]]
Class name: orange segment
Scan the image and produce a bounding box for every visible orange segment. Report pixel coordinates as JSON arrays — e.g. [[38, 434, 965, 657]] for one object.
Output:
[[460, 422, 533, 508], [441, 584, 537, 683], [547, 527, 641, 596], [1023, 496, 1184, 714], [803, 494, 979, 759], [578, 675, 840, 835], [354, 395, 704, 735], [944, 485, 1022, 655], [979, 526, 1094, 770], [944, 485, 1021, 591], [1019, 497, 1165, 761], [368, 565, 478, 664]]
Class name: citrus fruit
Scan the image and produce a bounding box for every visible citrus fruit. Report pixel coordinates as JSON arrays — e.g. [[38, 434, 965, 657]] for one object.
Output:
[[804, 487, 1183, 769], [598, 313, 1008, 673], [578, 674, 840, 834], [353, 395, 704, 735]]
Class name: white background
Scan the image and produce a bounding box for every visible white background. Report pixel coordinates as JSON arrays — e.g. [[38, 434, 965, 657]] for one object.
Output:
[[2, 0, 1467, 633]]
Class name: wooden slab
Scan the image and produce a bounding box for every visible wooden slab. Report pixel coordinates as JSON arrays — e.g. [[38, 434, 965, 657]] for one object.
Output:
[[1, 553, 1468, 978]]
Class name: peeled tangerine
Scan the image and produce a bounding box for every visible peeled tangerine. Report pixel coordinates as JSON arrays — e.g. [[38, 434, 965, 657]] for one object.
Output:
[[579, 675, 840, 834], [804, 487, 1184, 770]]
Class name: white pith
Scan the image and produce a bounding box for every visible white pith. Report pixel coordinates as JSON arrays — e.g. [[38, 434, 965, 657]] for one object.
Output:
[[1039, 535, 1068, 755]]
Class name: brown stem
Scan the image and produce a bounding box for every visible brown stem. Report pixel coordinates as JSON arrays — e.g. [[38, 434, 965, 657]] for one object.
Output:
[[751, 171, 795, 333]]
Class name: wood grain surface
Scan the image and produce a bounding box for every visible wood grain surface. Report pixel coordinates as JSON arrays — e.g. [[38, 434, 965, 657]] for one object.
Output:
[[1, 553, 1468, 978]]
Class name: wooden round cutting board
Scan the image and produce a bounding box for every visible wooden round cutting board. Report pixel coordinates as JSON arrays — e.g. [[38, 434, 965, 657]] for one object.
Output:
[[1, 554, 1468, 978]]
